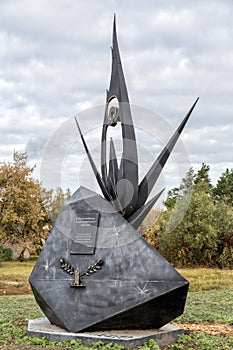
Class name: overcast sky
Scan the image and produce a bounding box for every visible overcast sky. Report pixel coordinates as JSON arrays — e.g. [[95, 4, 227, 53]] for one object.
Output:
[[0, 0, 233, 199]]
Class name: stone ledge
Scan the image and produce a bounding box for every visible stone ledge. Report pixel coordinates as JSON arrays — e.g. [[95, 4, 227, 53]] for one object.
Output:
[[28, 318, 183, 348]]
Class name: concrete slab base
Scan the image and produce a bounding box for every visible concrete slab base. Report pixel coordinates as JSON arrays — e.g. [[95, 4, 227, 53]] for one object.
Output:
[[28, 318, 183, 348]]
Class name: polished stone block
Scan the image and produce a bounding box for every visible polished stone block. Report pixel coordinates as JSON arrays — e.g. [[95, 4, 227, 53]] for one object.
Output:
[[29, 186, 189, 333]]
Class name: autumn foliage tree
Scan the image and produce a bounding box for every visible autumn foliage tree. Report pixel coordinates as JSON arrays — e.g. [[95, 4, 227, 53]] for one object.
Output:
[[0, 152, 50, 256], [47, 187, 71, 223]]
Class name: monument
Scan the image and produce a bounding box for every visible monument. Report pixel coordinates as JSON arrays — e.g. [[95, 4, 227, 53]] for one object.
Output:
[[29, 17, 198, 345]]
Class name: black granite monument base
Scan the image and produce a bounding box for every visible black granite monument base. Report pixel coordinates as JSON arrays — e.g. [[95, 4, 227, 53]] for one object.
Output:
[[29, 186, 189, 333], [28, 318, 183, 348]]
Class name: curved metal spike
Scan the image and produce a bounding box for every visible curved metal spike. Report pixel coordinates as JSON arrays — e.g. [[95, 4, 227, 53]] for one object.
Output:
[[101, 16, 138, 217], [105, 138, 125, 215], [136, 98, 199, 210], [74, 117, 113, 202], [107, 14, 129, 103], [108, 175, 125, 215], [107, 138, 118, 194], [128, 188, 165, 229]]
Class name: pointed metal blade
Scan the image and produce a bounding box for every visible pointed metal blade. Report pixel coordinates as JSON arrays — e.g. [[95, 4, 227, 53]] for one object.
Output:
[[107, 14, 129, 103], [136, 98, 199, 210], [74, 117, 112, 202], [107, 138, 118, 191], [107, 176, 125, 216], [101, 15, 139, 218], [106, 138, 125, 215], [128, 188, 165, 230], [101, 15, 129, 185]]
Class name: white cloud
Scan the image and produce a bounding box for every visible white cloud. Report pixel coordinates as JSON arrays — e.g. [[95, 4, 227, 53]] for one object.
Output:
[[0, 0, 232, 194]]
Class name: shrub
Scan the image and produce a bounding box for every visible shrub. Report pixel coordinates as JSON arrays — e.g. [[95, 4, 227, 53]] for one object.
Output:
[[217, 247, 233, 269], [0, 246, 13, 262]]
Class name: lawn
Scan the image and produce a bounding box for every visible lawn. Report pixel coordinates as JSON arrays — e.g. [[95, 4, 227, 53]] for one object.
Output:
[[0, 261, 35, 295], [0, 262, 232, 350]]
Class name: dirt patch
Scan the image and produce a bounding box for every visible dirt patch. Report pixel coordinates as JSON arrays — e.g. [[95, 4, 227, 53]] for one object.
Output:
[[175, 322, 233, 337], [0, 281, 32, 295]]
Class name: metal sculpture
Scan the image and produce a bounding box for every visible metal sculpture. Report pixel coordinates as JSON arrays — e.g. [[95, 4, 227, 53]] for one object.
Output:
[[29, 16, 198, 334], [75, 16, 198, 227]]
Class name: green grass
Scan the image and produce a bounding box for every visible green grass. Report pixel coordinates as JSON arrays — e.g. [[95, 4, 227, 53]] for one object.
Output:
[[0, 261, 35, 295], [177, 290, 233, 324], [0, 290, 233, 349], [1, 262, 233, 295], [178, 268, 233, 292], [168, 333, 233, 350], [0, 262, 233, 349]]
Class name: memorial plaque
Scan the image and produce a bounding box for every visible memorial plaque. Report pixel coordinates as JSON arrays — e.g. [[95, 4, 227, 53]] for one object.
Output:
[[70, 212, 99, 255]]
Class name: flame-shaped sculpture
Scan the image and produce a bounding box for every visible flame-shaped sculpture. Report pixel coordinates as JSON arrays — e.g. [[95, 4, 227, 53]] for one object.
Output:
[[75, 16, 199, 229]]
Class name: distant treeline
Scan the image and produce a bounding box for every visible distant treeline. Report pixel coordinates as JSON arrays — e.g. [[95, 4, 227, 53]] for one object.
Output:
[[142, 164, 233, 268], [0, 152, 232, 267]]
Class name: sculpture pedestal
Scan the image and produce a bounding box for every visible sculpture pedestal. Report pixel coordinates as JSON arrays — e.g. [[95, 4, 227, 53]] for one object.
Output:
[[29, 186, 188, 333], [28, 318, 183, 348]]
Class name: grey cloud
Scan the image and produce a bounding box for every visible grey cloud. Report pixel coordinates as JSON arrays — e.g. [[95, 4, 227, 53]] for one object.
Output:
[[0, 0, 232, 192]]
